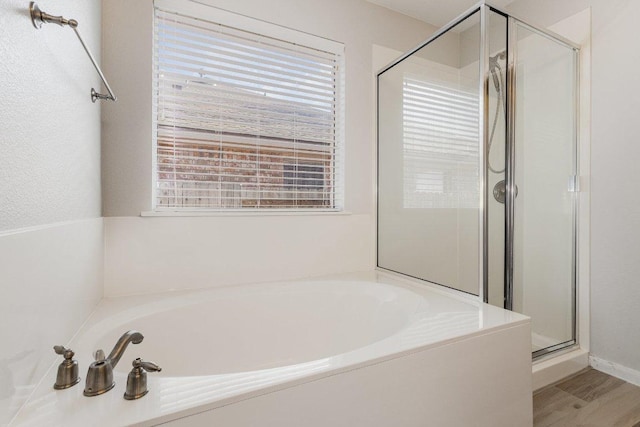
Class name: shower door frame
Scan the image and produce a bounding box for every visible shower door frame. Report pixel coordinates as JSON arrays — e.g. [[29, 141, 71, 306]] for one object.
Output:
[[500, 14, 581, 359], [375, 1, 581, 359], [483, 4, 581, 359]]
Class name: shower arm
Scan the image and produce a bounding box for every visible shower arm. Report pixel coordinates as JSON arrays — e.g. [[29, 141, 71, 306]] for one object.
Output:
[[29, 2, 117, 103]]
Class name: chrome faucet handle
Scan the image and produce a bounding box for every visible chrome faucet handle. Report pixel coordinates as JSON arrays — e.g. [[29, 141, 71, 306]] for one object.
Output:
[[94, 349, 105, 362], [53, 345, 80, 389], [124, 358, 162, 400]]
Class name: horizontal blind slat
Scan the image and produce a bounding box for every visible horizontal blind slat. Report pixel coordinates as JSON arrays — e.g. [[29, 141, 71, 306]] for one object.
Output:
[[157, 73, 336, 103], [157, 98, 337, 129], [155, 32, 338, 75], [155, 11, 338, 64], [156, 56, 336, 100], [157, 130, 337, 151], [158, 138, 336, 151]]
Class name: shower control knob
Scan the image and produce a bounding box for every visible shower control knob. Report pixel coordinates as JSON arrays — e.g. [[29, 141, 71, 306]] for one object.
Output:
[[493, 180, 519, 204]]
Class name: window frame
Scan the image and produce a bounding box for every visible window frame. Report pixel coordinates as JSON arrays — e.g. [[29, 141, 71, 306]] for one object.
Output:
[[151, 0, 345, 213]]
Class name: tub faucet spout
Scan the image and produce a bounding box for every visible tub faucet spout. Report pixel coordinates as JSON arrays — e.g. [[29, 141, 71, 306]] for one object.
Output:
[[107, 330, 144, 370], [84, 330, 144, 397]]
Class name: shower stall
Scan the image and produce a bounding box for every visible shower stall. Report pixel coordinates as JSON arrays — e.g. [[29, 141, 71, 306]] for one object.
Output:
[[377, 2, 579, 358]]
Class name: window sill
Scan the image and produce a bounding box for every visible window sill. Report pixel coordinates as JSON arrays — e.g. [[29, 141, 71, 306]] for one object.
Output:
[[140, 209, 351, 218]]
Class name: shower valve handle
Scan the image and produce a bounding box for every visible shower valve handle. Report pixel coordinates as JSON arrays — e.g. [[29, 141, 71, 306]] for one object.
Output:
[[124, 358, 162, 400], [134, 358, 161, 372]]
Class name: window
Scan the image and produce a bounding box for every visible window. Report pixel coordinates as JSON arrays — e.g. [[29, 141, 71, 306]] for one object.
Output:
[[153, 0, 344, 210], [402, 76, 479, 209]]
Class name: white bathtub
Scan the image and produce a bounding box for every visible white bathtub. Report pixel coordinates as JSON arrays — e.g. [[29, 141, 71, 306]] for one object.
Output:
[[12, 271, 532, 426]]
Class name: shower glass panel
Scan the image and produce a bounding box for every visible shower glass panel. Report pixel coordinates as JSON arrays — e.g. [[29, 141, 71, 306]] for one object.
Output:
[[511, 22, 578, 356], [377, 10, 481, 295], [377, 3, 579, 358]]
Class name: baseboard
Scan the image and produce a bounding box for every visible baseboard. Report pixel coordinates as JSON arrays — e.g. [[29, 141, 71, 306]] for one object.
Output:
[[590, 355, 640, 387], [532, 348, 589, 391]]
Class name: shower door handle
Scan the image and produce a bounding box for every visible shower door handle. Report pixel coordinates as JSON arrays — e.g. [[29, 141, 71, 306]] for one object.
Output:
[[568, 175, 580, 192]]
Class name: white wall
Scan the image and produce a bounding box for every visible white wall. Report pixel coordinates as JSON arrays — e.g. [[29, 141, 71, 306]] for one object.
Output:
[[0, 0, 103, 423], [104, 215, 372, 296], [0, 220, 103, 425], [0, 1, 102, 231], [101, 0, 435, 295], [587, 0, 640, 380]]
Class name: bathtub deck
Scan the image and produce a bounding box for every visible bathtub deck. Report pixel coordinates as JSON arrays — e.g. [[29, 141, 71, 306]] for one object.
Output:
[[11, 271, 532, 427]]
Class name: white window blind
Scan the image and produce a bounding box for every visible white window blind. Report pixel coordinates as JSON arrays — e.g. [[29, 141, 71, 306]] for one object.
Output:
[[402, 76, 479, 209], [153, 3, 344, 210]]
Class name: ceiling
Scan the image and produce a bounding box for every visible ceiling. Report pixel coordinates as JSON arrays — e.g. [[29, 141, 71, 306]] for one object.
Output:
[[367, 0, 516, 27]]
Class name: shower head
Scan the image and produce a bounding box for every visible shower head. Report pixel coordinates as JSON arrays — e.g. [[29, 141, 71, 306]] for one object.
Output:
[[489, 62, 501, 92], [488, 51, 505, 92], [490, 51, 506, 61]]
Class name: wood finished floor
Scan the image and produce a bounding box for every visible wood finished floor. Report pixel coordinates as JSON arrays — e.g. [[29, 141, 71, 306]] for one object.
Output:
[[533, 368, 640, 427]]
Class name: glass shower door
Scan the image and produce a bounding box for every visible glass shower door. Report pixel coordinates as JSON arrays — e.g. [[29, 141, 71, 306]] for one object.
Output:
[[510, 22, 578, 355]]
